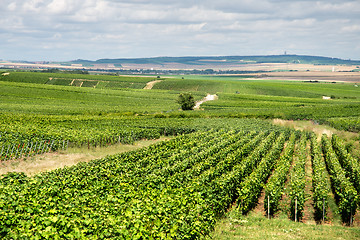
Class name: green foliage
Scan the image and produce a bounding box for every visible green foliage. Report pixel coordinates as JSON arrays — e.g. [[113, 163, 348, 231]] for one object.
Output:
[[177, 93, 195, 110], [321, 135, 358, 223], [325, 117, 360, 132], [0, 129, 288, 239], [237, 132, 287, 214], [331, 135, 360, 196], [0, 113, 282, 160], [2, 72, 360, 123], [0, 71, 152, 89], [0, 81, 179, 115], [289, 134, 307, 221], [1, 122, 359, 237], [1, 70, 360, 236], [310, 133, 329, 221], [264, 133, 296, 216]]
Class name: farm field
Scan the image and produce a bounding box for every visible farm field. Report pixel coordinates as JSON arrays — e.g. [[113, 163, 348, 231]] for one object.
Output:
[[0, 70, 360, 239], [1, 129, 360, 239]]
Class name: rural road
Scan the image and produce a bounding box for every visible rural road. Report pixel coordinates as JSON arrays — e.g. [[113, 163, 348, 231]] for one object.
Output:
[[144, 80, 163, 89], [194, 94, 218, 109]]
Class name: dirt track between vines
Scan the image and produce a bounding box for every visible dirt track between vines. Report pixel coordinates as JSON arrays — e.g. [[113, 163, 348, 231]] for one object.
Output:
[[194, 94, 218, 109], [0, 137, 170, 176]]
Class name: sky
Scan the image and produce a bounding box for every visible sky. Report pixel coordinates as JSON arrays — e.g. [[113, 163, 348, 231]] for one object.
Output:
[[1, 0, 360, 61]]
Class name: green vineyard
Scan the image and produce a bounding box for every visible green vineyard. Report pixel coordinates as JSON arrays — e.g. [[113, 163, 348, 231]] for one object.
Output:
[[1, 127, 359, 239], [1, 71, 360, 239]]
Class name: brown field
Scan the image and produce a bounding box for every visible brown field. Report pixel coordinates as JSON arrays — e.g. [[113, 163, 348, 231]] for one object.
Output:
[[246, 71, 360, 83], [2, 60, 360, 82], [2, 60, 359, 73]]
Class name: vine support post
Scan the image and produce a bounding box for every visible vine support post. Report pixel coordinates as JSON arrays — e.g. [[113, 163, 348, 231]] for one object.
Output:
[[322, 198, 325, 222], [295, 197, 298, 222], [34, 141, 38, 156], [0, 145, 3, 155], [19, 143, 24, 159], [350, 197, 353, 226], [15, 145, 19, 159], [6, 144, 10, 156], [24, 142, 29, 157], [38, 141, 42, 154], [10, 144, 15, 159], [41, 141, 46, 154], [28, 142, 33, 157], [0, 145, 4, 158], [267, 195, 270, 219]]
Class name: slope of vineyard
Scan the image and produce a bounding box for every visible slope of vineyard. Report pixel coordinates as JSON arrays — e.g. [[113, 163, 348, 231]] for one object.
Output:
[[2, 126, 359, 239], [0, 129, 284, 239], [1, 71, 360, 239], [0, 115, 279, 161]]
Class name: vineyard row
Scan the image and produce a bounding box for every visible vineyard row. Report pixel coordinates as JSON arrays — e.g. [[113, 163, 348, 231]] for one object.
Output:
[[0, 130, 359, 239]]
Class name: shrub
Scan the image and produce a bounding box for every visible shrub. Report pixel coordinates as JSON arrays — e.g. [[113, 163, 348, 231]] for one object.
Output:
[[177, 93, 195, 110]]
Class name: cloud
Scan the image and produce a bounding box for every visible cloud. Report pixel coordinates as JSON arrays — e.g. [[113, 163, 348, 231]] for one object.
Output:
[[0, 0, 359, 60]]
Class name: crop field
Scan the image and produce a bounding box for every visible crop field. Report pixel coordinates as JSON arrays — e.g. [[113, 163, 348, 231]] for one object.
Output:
[[0, 72, 157, 89], [1, 129, 360, 239], [0, 71, 360, 239]]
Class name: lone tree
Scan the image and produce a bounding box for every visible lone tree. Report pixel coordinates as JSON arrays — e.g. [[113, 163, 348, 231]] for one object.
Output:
[[177, 93, 195, 110]]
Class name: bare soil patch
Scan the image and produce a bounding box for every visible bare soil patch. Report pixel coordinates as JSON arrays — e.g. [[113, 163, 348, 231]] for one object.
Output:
[[143, 80, 163, 89], [252, 186, 267, 218], [194, 94, 218, 110], [0, 137, 170, 176], [247, 71, 360, 83], [302, 142, 316, 225]]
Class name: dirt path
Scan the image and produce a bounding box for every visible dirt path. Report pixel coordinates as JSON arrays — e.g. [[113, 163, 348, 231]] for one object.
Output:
[[273, 119, 335, 137], [252, 186, 267, 218], [0, 137, 170, 177], [302, 142, 316, 224], [272, 119, 360, 144], [143, 80, 163, 89], [276, 151, 295, 218], [194, 94, 218, 110]]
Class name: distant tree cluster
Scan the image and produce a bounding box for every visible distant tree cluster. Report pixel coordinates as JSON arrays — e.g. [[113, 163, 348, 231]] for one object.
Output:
[[114, 69, 270, 75], [41, 68, 89, 74]]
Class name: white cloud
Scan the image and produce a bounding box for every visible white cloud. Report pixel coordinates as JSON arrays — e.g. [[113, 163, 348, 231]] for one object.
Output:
[[0, 0, 359, 60], [7, 2, 17, 11], [342, 25, 360, 33]]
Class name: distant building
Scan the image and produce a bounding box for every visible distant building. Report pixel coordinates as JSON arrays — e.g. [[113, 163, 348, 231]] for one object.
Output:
[[322, 96, 331, 100]]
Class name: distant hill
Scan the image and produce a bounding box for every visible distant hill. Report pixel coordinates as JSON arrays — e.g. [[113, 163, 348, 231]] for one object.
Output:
[[69, 55, 360, 66]]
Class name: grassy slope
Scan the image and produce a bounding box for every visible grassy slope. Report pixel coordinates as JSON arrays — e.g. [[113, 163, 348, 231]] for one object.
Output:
[[2, 72, 359, 118], [211, 210, 360, 240], [154, 77, 360, 120], [156, 77, 360, 97], [0, 81, 183, 114], [0, 72, 161, 90]]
